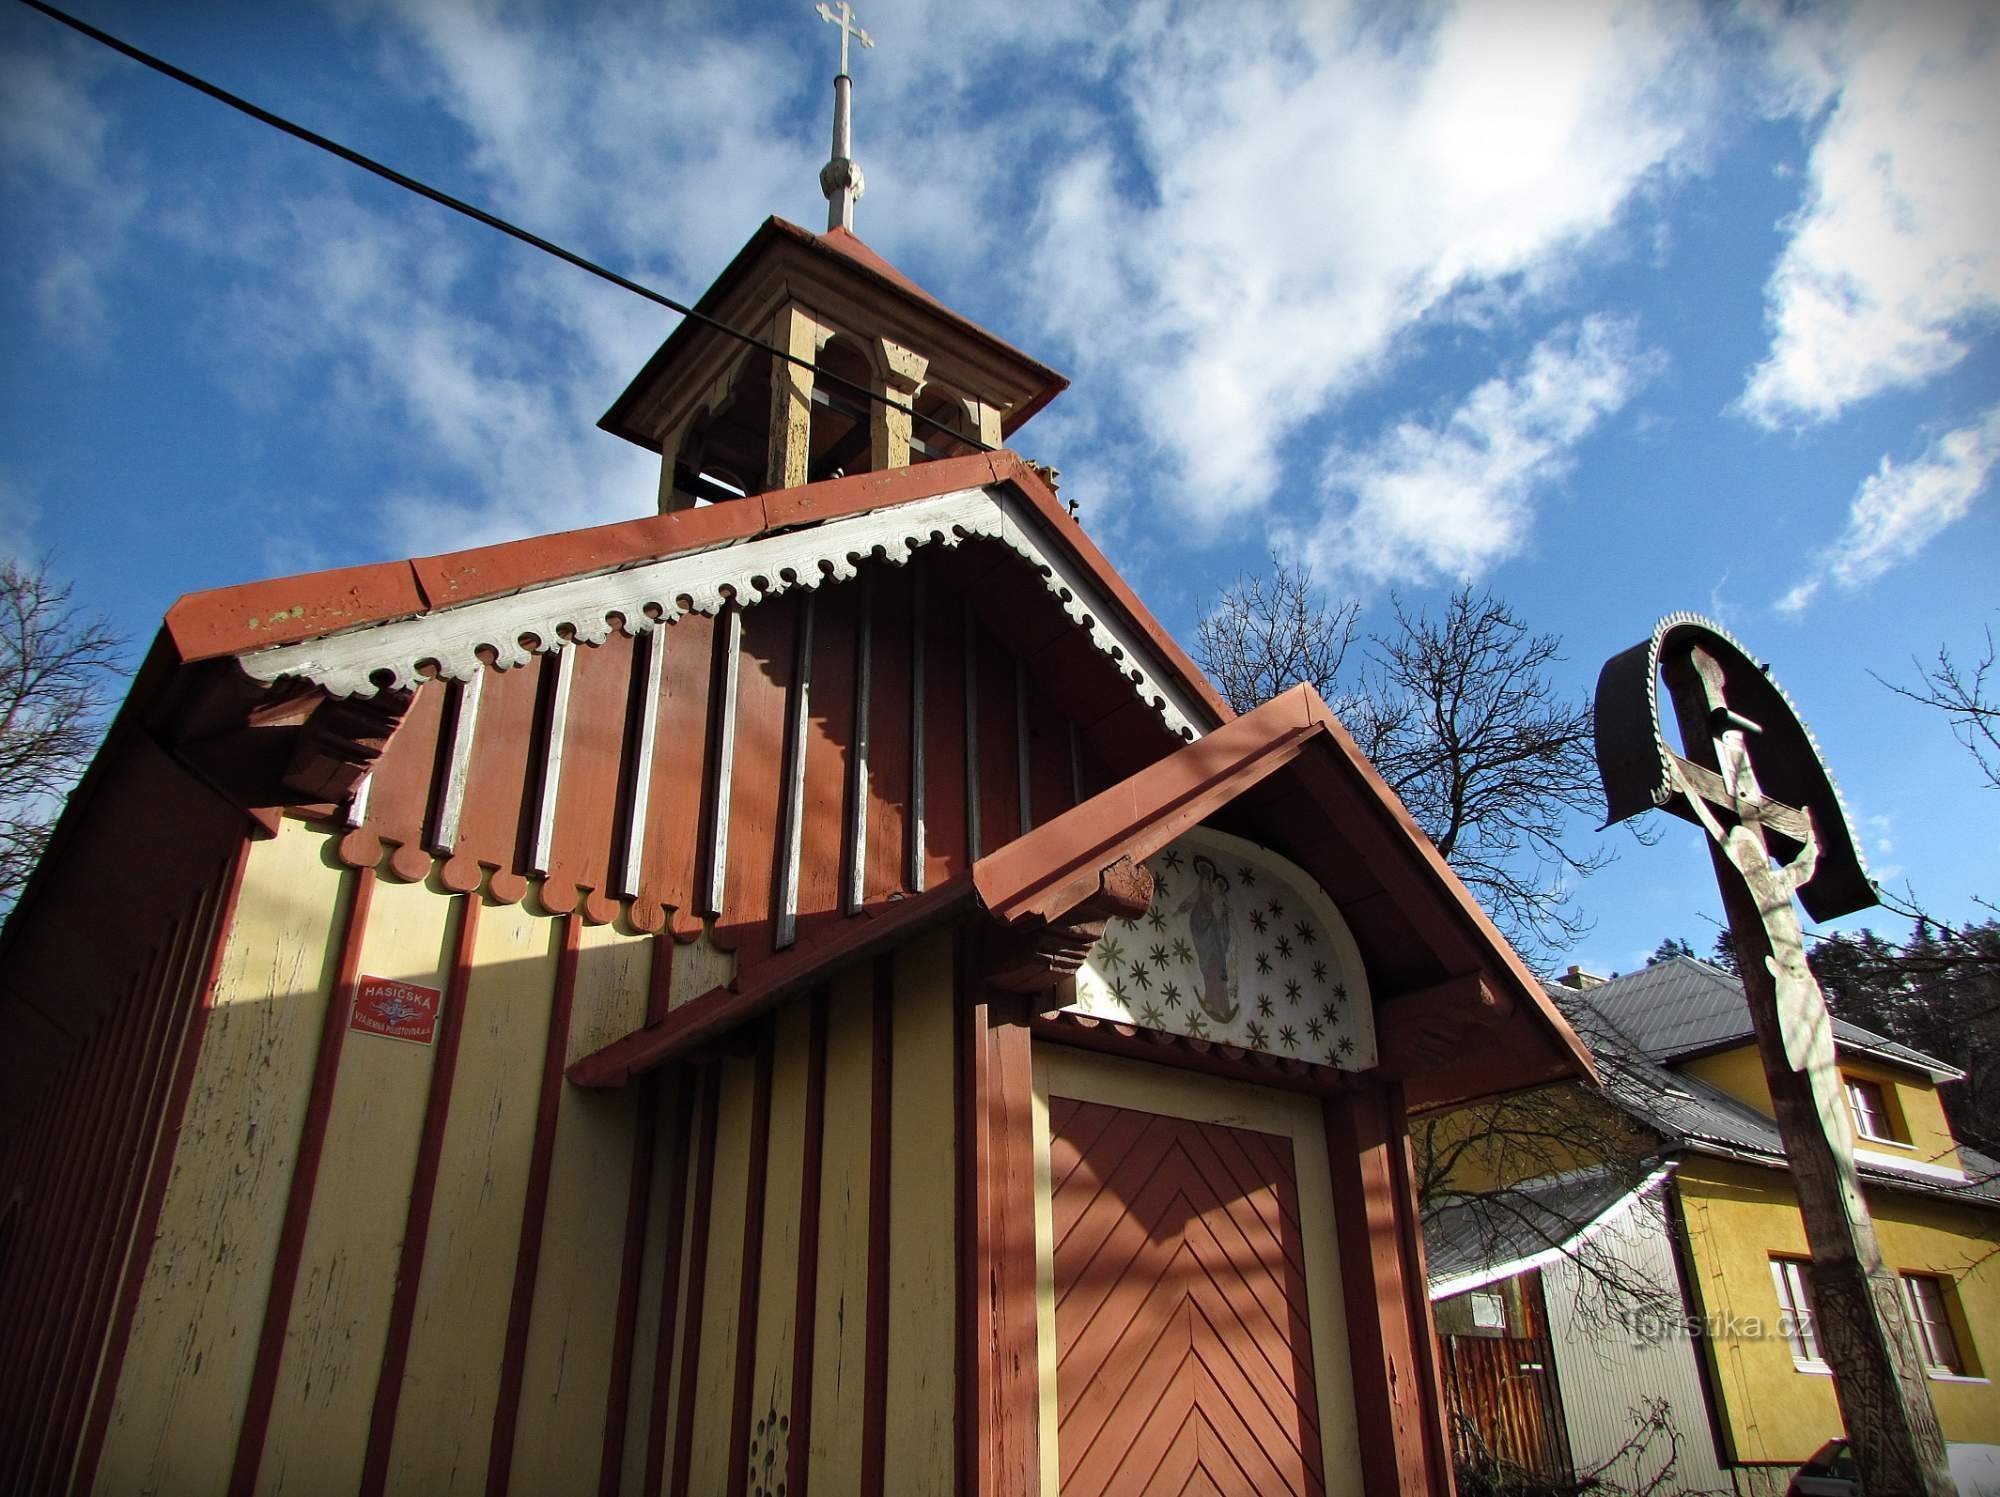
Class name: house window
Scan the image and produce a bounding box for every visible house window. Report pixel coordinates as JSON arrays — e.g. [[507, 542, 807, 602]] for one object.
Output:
[[1901, 1274, 1966, 1376], [1771, 1258, 1826, 1368], [1844, 1076, 1898, 1142]]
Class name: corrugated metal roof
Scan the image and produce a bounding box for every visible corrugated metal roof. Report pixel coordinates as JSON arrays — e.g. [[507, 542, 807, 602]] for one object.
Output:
[[1424, 1164, 1640, 1288], [1547, 980, 2000, 1208], [1575, 956, 1962, 1078]]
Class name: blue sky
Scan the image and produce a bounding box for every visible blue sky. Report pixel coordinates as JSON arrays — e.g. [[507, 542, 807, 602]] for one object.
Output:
[[2, 0, 1995, 976]]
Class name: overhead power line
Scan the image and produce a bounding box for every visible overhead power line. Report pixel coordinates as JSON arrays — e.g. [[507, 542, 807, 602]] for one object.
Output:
[[14, 0, 995, 455]]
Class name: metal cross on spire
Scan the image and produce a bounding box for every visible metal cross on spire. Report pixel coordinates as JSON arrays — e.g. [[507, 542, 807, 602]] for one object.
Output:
[[815, 2, 872, 231], [816, 1, 873, 76]]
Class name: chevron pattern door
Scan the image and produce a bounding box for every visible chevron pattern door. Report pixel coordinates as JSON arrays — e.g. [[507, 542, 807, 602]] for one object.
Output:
[[1049, 1096, 1326, 1495]]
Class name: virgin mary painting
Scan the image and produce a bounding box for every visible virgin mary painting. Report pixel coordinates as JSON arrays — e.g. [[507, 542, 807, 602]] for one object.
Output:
[[1171, 854, 1238, 1025]]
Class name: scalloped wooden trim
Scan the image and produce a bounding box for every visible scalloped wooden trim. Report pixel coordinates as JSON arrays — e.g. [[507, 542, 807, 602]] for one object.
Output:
[[237, 486, 1206, 744]]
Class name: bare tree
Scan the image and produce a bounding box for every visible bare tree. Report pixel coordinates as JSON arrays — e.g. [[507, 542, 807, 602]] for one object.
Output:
[[1, 557, 125, 911], [1878, 623, 1999, 791], [1195, 567, 1606, 963], [1192, 551, 1358, 713]]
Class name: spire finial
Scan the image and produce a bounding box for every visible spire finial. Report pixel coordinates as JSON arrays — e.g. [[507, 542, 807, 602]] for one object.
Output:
[[815, 2, 872, 232]]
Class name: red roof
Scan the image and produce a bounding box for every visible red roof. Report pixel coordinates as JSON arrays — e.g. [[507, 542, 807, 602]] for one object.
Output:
[[163, 449, 1231, 731]]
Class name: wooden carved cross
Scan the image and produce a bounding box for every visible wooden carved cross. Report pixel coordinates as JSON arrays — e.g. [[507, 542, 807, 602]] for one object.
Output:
[[815, 0, 873, 76], [1597, 615, 1951, 1497]]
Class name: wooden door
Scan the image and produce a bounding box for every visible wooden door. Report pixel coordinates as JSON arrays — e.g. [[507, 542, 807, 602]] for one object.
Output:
[[1049, 1096, 1326, 1495]]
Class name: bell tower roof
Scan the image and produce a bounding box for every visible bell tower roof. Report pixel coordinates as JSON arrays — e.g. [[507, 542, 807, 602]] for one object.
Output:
[[598, 216, 1068, 456]]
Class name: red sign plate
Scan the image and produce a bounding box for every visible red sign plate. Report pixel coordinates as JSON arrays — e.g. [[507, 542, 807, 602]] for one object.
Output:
[[350, 975, 442, 1045]]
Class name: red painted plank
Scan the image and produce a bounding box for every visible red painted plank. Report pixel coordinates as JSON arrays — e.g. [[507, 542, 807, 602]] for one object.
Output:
[[718, 596, 798, 966], [862, 562, 913, 904], [635, 611, 716, 941]]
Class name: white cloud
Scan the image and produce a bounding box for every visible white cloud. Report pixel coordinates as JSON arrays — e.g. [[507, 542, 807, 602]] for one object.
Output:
[[1293, 315, 1660, 591], [1015, 0, 1720, 525], [1777, 405, 2000, 614], [0, 31, 143, 345], [1739, 0, 2000, 426]]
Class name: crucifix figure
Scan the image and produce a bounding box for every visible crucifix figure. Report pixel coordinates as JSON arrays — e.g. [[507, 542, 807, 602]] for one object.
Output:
[[815, 2, 873, 231], [1597, 614, 1951, 1497]]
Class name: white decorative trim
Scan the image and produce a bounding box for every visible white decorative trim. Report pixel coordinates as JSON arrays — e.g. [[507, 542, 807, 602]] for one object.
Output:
[[429, 668, 483, 854], [619, 628, 663, 897], [235, 486, 1210, 744], [1855, 1146, 1968, 1183], [529, 644, 574, 875]]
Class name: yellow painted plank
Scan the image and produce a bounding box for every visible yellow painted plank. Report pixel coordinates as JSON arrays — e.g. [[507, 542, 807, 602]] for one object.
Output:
[[808, 964, 875, 1491], [94, 819, 351, 1497], [257, 875, 458, 1496], [685, 1052, 754, 1495], [506, 915, 650, 1487], [884, 933, 957, 1491], [507, 1080, 638, 1491], [744, 999, 812, 1482], [386, 897, 559, 1496], [566, 917, 653, 1067], [653, 1075, 711, 1494], [668, 927, 734, 1011], [621, 1073, 692, 1497]]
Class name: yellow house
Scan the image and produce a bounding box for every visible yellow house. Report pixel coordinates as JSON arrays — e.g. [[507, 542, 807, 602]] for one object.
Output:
[[1425, 955, 2000, 1496]]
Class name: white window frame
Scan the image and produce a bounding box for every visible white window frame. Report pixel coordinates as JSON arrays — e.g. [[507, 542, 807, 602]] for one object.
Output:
[[1843, 1076, 1898, 1144], [1771, 1257, 1828, 1371], [1900, 1273, 1965, 1377]]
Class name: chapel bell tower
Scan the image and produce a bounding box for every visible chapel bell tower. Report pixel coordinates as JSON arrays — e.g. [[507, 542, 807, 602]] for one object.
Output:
[[598, 3, 1067, 513]]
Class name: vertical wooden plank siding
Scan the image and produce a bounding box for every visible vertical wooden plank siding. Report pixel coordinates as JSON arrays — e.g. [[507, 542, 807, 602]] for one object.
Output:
[[598, 1076, 659, 1497], [228, 860, 377, 1497], [1324, 1080, 1449, 1497], [359, 893, 482, 1497], [808, 965, 875, 1492], [61, 875, 229, 1493], [863, 563, 912, 905], [885, 933, 958, 1491], [787, 991, 831, 1497], [741, 1003, 816, 1497], [966, 1007, 1042, 1495], [634, 1074, 695, 1497], [725, 1026, 778, 1497], [667, 1066, 722, 1496], [94, 820, 350, 1497], [16, 912, 179, 1490], [484, 912, 581, 1497], [75, 839, 251, 1497], [684, 1053, 755, 1494], [506, 918, 644, 1494], [385, 896, 560, 1495], [255, 873, 457, 1497], [859, 956, 894, 1495]]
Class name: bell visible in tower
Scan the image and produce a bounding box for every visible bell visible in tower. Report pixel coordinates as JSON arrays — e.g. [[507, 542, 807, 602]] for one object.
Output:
[[594, 5, 1069, 514]]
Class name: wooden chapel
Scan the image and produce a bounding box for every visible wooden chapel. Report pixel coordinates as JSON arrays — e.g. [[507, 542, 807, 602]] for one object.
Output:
[[0, 57, 1594, 1497]]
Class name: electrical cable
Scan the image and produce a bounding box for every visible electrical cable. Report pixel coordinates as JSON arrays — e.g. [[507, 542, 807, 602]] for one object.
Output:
[[13, 0, 997, 455]]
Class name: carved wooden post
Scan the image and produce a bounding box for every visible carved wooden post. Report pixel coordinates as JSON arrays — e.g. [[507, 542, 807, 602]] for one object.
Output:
[[1596, 615, 1950, 1497]]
